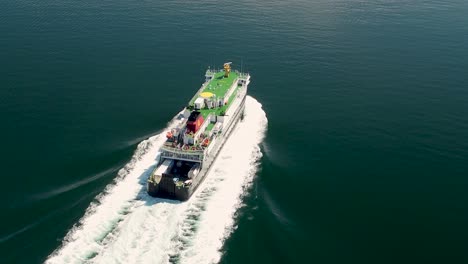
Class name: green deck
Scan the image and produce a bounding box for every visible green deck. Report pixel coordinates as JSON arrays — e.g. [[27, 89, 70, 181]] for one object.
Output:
[[190, 71, 238, 105], [205, 86, 239, 116], [205, 122, 215, 132], [188, 70, 240, 118], [203, 71, 238, 97]]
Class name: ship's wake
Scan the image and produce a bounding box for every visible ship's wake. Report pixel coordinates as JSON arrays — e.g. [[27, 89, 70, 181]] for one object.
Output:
[[46, 96, 267, 264]]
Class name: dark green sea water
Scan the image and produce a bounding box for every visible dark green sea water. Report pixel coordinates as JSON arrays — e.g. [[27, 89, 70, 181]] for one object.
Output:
[[1, 0, 468, 263]]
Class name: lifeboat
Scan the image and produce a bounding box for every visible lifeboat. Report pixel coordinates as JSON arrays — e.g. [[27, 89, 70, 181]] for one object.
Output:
[[166, 131, 173, 138]]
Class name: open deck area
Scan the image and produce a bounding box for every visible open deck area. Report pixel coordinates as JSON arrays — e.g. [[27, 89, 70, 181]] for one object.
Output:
[[189, 70, 241, 117], [203, 71, 238, 97], [199, 89, 239, 117]]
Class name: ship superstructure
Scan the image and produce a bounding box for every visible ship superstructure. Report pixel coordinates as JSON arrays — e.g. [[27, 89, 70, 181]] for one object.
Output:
[[147, 63, 250, 200]]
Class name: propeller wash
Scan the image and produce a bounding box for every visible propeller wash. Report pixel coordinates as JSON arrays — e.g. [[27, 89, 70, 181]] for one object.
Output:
[[47, 64, 267, 263]]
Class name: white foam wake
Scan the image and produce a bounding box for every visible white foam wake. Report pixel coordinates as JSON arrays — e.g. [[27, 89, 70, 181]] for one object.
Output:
[[46, 96, 267, 264]]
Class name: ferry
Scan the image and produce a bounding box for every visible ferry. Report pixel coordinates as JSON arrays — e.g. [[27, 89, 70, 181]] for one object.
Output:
[[147, 62, 250, 200]]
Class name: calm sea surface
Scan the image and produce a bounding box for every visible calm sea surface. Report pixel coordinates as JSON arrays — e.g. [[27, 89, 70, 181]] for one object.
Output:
[[1, 0, 468, 263]]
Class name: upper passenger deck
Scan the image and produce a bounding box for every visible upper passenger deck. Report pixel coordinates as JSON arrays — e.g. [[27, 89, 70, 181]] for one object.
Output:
[[202, 71, 238, 98], [189, 68, 249, 118]]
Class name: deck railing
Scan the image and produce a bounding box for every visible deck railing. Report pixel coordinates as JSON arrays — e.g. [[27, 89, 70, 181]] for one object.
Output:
[[160, 145, 204, 161]]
